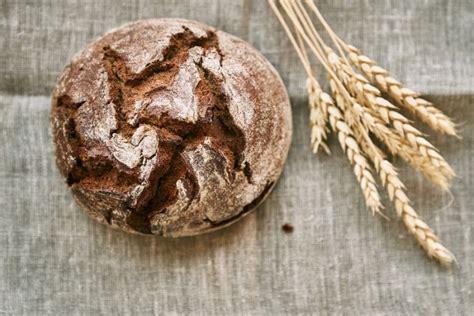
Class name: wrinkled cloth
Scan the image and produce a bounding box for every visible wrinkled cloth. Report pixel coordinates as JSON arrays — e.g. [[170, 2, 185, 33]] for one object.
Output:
[[0, 0, 473, 314]]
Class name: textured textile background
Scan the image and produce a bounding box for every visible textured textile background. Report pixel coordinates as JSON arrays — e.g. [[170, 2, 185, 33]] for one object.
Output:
[[1, 0, 473, 314]]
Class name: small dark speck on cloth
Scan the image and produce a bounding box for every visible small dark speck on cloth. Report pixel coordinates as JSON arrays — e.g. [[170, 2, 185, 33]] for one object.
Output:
[[282, 223, 294, 233]]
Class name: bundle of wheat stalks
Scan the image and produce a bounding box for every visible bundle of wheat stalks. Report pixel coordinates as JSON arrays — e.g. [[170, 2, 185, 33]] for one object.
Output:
[[269, 0, 460, 265]]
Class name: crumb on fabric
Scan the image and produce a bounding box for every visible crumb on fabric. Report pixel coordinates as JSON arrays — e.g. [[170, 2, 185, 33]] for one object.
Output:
[[282, 223, 294, 233]]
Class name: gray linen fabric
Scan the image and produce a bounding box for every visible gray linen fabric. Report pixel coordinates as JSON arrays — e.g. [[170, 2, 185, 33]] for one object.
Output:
[[0, 0, 473, 314]]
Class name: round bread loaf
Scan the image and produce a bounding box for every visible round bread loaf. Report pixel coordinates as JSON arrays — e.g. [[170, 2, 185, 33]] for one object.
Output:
[[51, 19, 292, 237]]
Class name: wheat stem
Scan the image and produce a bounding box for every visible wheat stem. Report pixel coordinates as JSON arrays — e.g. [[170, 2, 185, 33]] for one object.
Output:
[[279, 0, 352, 99], [269, 0, 331, 153]]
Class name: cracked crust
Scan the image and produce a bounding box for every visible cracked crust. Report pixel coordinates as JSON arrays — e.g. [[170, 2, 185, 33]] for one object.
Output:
[[51, 19, 292, 237]]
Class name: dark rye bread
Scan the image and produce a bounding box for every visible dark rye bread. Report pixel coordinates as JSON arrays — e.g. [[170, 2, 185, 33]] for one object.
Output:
[[51, 19, 292, 237]]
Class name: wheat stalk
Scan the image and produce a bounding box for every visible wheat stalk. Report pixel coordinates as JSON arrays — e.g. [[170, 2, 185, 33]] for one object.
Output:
[[296, 29, 331, 154], [269, 0, 331, 154], [270, 0, 383, 213], [269, 0, 459, 265]]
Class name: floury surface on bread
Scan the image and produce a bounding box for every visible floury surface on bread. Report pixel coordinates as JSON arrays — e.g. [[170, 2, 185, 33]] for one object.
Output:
[[51, 19, 292, 237]]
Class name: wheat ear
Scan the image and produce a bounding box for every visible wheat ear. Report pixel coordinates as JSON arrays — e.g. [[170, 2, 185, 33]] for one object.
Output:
[[329, 79, 451, 191], [303, 7, 453, 190], [360, 135, 455, 264], [326, 51, 455, 181], [380, 158, 455, 265], [301, 0, 458, 136], [341, 91, 455, 264], [307, 77, 331, 154], [344, 45, 458, 137], [326, 105, 383, 214]]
